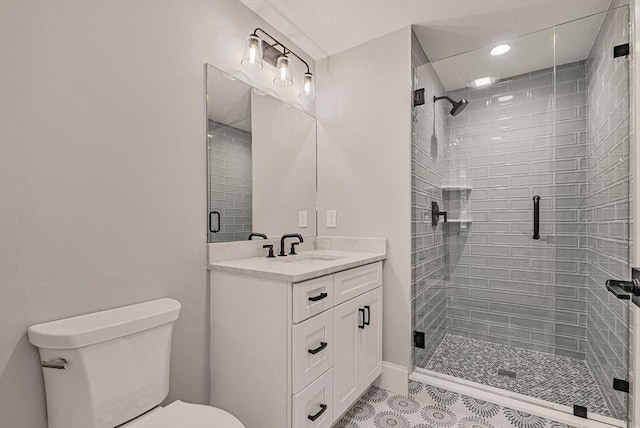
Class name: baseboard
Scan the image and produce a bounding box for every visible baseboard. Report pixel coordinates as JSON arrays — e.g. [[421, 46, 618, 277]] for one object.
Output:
[[374, 361, 408, 396]]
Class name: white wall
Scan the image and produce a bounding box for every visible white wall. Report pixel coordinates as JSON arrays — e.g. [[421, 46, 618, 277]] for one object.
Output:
[[316, 28, 413, 372], [0, 1, 313, 427]]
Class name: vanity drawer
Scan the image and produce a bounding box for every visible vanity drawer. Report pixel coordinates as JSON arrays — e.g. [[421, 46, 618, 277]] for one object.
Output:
[[293, 274, 334, 323], [292, 309, 334, 394], [292, 368, 334, 428], [333, 262, 382, 305]]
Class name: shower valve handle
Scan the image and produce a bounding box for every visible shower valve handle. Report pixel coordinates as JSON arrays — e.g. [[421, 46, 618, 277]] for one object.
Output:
[[431, 201, 447, 226]]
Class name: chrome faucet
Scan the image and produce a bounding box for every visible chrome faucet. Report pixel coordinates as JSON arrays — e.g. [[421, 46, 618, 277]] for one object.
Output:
[[279, 233, 303, 256]]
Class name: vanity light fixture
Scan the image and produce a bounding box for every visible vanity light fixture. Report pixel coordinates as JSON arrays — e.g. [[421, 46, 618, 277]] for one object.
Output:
[[241, 28, 315, 100], [240, 34, 264, 70], [274, 55, 293, 87], [490, 43, 511, 56]]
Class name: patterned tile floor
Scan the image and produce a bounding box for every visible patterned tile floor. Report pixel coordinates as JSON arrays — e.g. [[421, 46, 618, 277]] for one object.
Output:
[[333, 381, 574, 428], [420, 335, 610, 417]]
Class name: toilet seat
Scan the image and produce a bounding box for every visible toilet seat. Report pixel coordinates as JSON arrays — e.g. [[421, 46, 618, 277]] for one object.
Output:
[[124, 400, 245, 428]]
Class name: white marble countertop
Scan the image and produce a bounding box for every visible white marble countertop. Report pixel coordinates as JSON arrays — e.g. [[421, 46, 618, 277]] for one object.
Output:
[[208, 250, 386, 282]]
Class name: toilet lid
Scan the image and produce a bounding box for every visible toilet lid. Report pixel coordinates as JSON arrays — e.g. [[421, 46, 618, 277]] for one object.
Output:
[[126, 400, 245, 428]]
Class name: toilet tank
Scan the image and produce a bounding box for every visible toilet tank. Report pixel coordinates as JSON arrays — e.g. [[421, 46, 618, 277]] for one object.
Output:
[[28, 298, 181, 428]]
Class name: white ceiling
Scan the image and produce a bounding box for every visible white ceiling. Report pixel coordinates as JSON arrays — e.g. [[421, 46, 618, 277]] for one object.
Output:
[[432, 11, 607, 91], [240, 0, 623, 91], [239, 0, 614, 63]]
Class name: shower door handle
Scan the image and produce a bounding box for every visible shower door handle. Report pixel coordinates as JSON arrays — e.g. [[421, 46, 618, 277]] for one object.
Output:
[[606, 279, 640, 299], [209, 211, 221, 233], [532, 195, 540, 240]]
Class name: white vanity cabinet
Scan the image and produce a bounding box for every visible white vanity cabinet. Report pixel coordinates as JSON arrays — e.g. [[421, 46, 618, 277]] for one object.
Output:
[[209, 260, 382, 428]]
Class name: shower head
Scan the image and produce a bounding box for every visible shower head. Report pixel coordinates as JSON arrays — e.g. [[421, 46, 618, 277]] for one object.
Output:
[[433, 96, 469, 116]]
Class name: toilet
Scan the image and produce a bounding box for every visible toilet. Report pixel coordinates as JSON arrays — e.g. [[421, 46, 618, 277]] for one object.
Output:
[[28, 298, 244, 428]]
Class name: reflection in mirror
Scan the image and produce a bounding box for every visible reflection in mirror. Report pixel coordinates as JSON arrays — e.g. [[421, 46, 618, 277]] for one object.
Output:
[[206, 65, 317, 243]]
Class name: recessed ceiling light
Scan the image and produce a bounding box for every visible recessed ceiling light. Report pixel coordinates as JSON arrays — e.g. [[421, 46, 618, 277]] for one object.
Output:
[[473, 77, 493, 88], [498, 95, 513, 102], [490, 44, 511, 56]]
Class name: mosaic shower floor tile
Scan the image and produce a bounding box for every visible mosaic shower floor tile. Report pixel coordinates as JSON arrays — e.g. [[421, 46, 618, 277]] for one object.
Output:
[[421, 335, 611, 417], [333, 382, 575, 428]]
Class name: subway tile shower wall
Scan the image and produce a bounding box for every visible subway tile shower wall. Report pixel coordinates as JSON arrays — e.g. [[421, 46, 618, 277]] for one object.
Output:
[[411, 4, 633, 419], [207, 121, 253, 242], [443, 60, 589, 360], [411, 32, 449, 368], [585, 3, 630, 420]]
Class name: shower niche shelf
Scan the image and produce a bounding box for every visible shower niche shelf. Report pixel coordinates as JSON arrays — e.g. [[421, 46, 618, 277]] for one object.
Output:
[[445, 218, 472, 224], [441, 184, 472, 191], [440, 184, 472, 227]]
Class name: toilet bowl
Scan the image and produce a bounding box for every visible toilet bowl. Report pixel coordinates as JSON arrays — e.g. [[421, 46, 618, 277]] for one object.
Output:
[[121, 401, 243, 428], [28, 298, 245, 428]]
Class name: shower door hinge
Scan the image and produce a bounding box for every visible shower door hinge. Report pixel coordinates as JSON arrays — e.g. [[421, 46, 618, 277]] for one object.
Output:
[[413, 331, 425, 349], [573, 405, 587, 419], [613, 43, 630, 58], [413, 88, 425, 107], [613, 378, 629, 393], [613, 43, 629, 58]]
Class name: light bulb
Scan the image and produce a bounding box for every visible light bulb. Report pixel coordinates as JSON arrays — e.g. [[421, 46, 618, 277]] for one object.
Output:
[[273, 56, 293, 87], [299, 72, 315, 100], [241, 35, 263, 70]]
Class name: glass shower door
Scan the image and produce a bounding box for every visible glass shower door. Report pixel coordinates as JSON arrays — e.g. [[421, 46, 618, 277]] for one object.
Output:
[[580, 4, 631, 421], [411, 5, 631, 424]]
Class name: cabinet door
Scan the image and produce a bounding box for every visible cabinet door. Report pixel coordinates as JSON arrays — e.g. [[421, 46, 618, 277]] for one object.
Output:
[[332, 295, 362, 418], [359, 287, 382, 389]]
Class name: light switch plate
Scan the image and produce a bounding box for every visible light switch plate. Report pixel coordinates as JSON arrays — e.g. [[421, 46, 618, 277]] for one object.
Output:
[[327, 210, 337, 228], [298, 211, 308, 228]]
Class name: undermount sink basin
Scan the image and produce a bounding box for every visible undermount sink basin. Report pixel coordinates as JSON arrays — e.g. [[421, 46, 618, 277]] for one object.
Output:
[[275, 254, 345, 264]]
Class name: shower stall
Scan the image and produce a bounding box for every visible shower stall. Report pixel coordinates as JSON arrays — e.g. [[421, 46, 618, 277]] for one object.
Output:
[[411, 3, 632, 425]]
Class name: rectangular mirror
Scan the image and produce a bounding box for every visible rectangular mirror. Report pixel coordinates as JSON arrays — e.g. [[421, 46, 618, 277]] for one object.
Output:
[[206, 64, 317, 243]]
